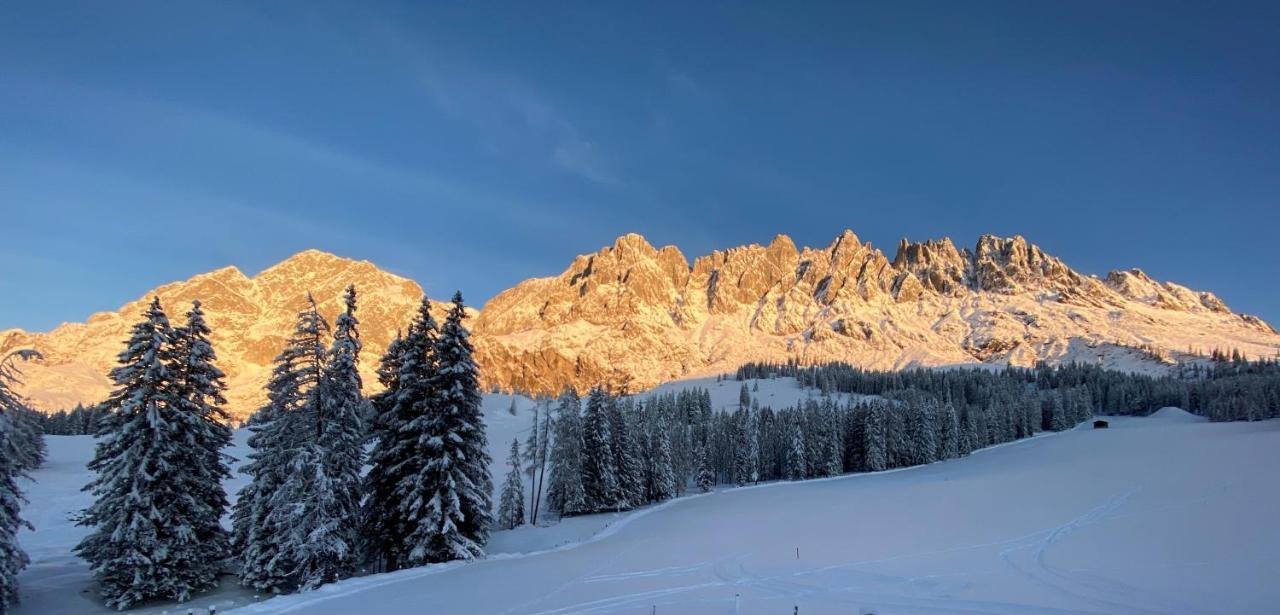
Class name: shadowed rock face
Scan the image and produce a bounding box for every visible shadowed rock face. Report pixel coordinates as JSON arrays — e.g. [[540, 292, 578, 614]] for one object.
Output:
[[4, 233, 1278, 419]]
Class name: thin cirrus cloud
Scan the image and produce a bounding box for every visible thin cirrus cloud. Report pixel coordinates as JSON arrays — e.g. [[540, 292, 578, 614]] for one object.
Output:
[[368, 18, 621, 187]]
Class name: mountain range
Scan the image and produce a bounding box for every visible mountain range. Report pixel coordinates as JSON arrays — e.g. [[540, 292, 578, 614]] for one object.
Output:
[[4, 231, 1277, 420]]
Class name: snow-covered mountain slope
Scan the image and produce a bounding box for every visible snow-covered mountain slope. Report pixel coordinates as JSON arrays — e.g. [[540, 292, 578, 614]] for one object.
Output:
[[4, 231, 1279, 419], [476, 231, 1279, 393], [237, 414, 1280, 613], [0, 250, 463, 420]]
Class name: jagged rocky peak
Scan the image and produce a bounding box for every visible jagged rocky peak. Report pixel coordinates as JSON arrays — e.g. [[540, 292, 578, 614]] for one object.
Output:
[[595, 234, 686, 299], [971, 234, 1086, 293], [891, 236, 970, 297]]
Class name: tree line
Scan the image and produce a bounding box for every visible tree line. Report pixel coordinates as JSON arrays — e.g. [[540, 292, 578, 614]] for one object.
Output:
[[737, 356, 1280, 422], [496, 370, 1095, 528]]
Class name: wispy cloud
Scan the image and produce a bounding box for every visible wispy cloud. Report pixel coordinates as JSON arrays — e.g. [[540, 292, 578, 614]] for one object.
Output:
[[369, 20, 622, 186], [552, 139, 617, 186]]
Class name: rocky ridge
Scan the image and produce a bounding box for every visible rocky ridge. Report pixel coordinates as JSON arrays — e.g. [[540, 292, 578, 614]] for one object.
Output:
[[472, 231, 1278, 394], [4, 233, 1278, 419]]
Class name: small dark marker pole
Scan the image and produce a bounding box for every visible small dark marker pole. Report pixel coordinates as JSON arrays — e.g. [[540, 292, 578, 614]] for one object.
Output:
[[795, 547, 799, 560]]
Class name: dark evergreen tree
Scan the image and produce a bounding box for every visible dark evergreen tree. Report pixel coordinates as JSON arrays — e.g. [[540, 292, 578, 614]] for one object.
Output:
[[75, 299, 218, 609], [545, 390, 586, 516], [169, 300, 234, 580], [581, 387, 621, 511], [609, 397, 645, 508], [647, 409, 678, 501], [784, 419, 806, 481], [234, 296, 329, 592], [1, 350, 41, 615], [497, 439, 525, 530], [862, 402, 887, 472], [400, 292, 492, 564], [695, 443, 715, 493], [293, 285, 364, 589], [362, 298, 436, 573]]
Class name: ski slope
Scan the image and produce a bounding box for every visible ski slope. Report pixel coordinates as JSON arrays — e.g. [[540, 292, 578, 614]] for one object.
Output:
[[13, 384, 1280, 614], [216, 409, 1279, 615], [228, 410, 1279, 615]]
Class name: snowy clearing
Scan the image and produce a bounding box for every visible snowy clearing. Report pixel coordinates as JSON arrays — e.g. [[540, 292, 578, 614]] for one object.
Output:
[[17, 397, 1280, 615]]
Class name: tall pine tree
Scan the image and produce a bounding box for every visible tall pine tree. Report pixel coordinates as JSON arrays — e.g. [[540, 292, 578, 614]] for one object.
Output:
[[76, 298, 218, 609], [169, 300, 234, 582], [292, 285, 365, 589], [581, 387, 621, 511], [545, 390, 586, 516], [497, 439, 525, 530], [400, 292, 492, 564], [233, 295, 329, 592], [363, 298, 436, 572], [1, 350, 41, 615]]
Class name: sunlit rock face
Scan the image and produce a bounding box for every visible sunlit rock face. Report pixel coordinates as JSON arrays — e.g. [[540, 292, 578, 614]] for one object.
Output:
[[472, 230, 1280, 396]]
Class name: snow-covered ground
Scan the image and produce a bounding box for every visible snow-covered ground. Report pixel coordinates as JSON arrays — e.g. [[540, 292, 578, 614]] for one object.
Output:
[[14, 381, 1280, 614]]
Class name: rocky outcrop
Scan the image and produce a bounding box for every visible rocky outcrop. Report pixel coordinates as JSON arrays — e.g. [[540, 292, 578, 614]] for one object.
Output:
[[5, 232, 1279, 418]]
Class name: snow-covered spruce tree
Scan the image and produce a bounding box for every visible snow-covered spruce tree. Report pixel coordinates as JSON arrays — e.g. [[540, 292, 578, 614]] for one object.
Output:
[[371, 330, 405, 419], [936, 401, 960, 461], [862, 403, 887, 472], [581, 387, 621, 512], [292, 285, 364, 590], [545, 390, 586, 516], [731, 408, 756, 485], [647, 410, 677, 502], [497, 439, 525, 530], [609, 397, 645, 508], [75, 298, 220, 609], [822, 404, 842, 476], [0, 349, 46, 477], [5, 407, 45, 475], [170, 300, 234, 573], [694, 442, 715, 493], [362, 319, 422, 573], [399, 292, 493, 565], [233, 295, 329, 592], [0, 408, 26, 615], [1, 349, 42, 615], [784, 418, 807, 481]]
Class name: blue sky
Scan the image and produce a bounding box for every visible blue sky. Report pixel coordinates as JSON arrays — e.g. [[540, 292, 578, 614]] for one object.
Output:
[[2, 1, 1277, 331]]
